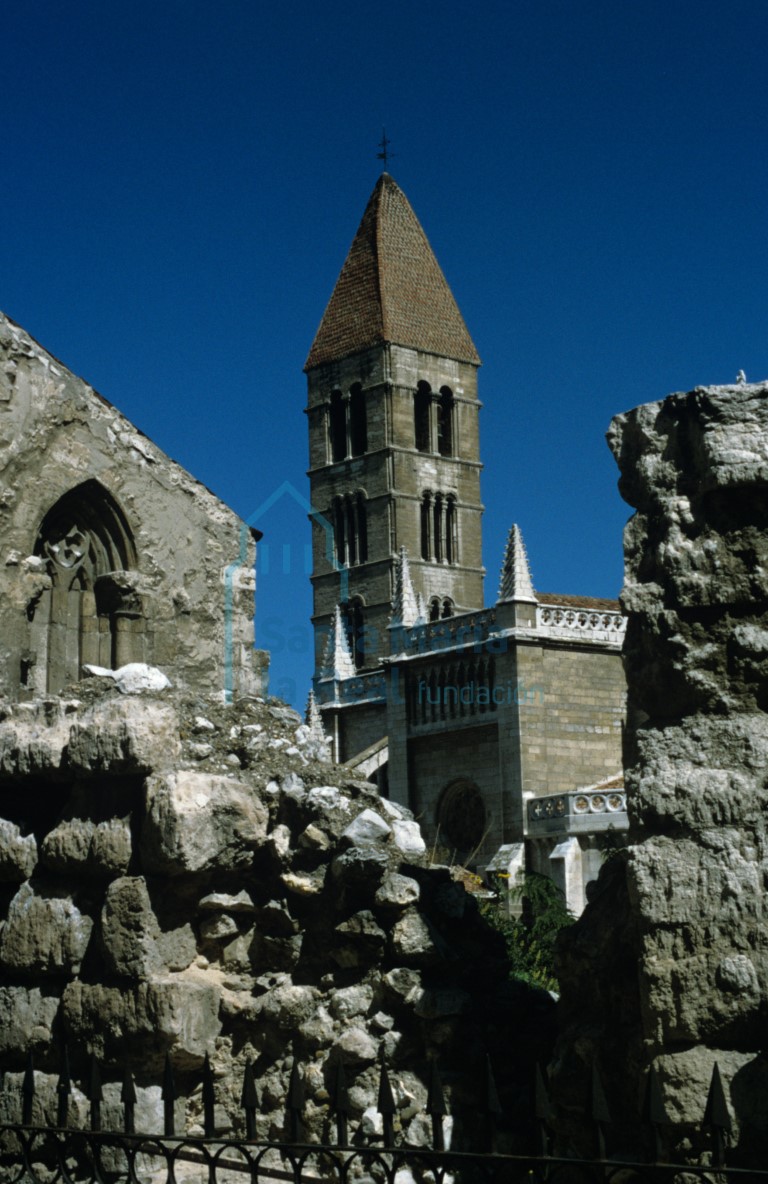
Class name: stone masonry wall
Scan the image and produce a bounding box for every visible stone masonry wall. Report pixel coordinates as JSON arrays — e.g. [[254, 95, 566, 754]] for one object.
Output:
[[0, 676, 554, 1147], [553, 383, 768, 1163], [0, 312, 264, 701]]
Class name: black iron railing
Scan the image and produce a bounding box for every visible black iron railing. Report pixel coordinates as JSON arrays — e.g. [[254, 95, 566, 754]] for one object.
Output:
[[0, 1048, 764, 1184]]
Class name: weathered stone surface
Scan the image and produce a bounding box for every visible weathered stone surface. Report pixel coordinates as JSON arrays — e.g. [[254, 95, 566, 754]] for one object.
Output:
[[342, 808, 391, 847], [41, 817, 131, 877], [390, 910, 439, 963], [0, 986, 60, 1055], [0, 819, 37, 880], [375, 873, 420, 909], [555, 382, 768, 1160], [100, 877, 160, 976], [142, 770, 268, 874], [0, 881, 93, 975], [0, 700, 71, 774], [0, 309, 264, 704], [69, 698, 180, 774], [61, 979, 222, 1066], [0, 687, 550, 1145]]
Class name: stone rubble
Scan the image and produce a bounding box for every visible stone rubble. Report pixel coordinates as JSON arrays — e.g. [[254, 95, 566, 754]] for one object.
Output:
[[553, 382, 768, 1161], [0, 678, 554, 1145]]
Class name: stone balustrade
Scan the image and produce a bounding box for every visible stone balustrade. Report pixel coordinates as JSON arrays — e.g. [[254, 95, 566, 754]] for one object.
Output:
[[535, 603, 626, 643], [527, 788, 627, 836]]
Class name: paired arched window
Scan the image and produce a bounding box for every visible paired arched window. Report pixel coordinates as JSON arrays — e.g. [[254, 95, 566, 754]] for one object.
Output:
[[26, 481, 142, 694], [428, 597, 454, 622], [332, 492, 368, 567], [414, 382, 455, 456], [328, 384, 367, 463], [420, 491, 458, 564]]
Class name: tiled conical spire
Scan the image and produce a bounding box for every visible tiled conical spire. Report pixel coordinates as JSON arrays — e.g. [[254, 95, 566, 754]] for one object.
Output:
[[497, 524, 536, 603], [305, 174, 480, 370], [390, 546, 419, 628], [321, 605, 356, 679]]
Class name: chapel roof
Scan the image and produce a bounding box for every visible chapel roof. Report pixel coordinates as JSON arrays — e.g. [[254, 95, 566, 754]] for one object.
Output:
[[305, 173, 480, 370]]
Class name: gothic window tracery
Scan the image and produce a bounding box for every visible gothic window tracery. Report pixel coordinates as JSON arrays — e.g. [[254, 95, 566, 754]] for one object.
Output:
[[27, 481, 142, 694]]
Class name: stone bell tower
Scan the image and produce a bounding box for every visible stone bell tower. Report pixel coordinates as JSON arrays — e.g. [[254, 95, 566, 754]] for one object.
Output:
[[305, 173, 485, 679]]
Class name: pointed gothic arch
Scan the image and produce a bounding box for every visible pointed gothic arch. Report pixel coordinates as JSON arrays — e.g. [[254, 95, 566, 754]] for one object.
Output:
[[27, 481, 143, 693]]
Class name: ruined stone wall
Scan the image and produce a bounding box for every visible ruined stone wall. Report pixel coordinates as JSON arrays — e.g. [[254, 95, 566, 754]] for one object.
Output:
[[553, 383, 768, 1161], [0, 679, 553, 1144], [0, 312, 265, 701]]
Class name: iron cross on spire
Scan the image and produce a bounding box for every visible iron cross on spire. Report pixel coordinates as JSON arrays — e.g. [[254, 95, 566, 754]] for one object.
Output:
[[377, 128, 395, 169]]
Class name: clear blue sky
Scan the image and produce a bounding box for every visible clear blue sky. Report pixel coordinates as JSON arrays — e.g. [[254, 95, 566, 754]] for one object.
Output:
[[4, 1, 768, 707]]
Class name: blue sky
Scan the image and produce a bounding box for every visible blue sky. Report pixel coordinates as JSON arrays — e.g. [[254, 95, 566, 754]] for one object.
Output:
[[4, 1, 768, 707]]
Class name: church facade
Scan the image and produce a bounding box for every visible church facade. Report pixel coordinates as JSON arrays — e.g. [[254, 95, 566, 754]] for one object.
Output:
[[306, 175, 628, 909]]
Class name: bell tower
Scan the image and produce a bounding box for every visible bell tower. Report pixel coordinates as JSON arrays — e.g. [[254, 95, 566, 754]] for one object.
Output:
[[305, 173, 485, 682]]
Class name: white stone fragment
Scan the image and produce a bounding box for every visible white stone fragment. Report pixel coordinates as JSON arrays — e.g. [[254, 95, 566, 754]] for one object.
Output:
[[342, 809, 392, 847], [390, 819, 426, 857], [82, 663, 171, 694]]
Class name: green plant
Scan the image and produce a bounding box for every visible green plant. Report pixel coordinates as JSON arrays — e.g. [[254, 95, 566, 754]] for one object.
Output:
[[480, 872, 574, 992]]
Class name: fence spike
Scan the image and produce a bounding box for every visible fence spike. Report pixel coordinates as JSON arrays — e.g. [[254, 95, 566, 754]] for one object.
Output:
[[704, 1062, 731, 1167], [121, 1066, 136, 1135], [22, 1051, 34, 1126], [287, 1061, 303, 1143], [590, 1063, 611, 1124], [703, 1062, 731, 1130], [534, 1063, 553, 1122], [535, 1063, 552, 1156], [330, 1060, 350, 1146], [641, 1066, 669, 1126], [427, 1062, 446, 1151], [241, 1059, 258, 1140], [88, 1055, 103, 1132], [590, 1063, 610, 1159], [641, 1065, 669, 1162], [485, 1055, 503, 1118], [162, 1053, 177, 1137], [202, 1053, 216, 1138], [56, 1046, 71, 1129], [378, 1056, 396, 1148]]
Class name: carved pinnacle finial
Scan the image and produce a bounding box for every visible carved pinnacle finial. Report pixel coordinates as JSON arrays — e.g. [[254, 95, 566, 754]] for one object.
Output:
[[498, 524, 536, 604], [322, 605, 356, 680], [390, 547, 419, 628]]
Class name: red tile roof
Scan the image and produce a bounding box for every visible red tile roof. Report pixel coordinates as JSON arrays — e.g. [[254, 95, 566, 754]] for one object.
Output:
[[537, 592, 622, 611], [305, 174, 480, 370]]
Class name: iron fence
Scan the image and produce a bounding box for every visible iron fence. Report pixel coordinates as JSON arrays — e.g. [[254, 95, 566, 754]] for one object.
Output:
[[0, 1048, 764, 1184]]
